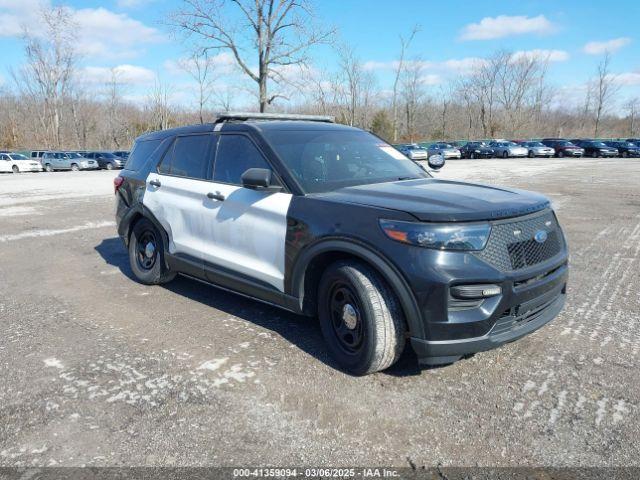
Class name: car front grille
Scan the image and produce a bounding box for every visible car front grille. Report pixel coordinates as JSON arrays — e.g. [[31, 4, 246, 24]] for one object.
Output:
[[476, 209, 564, 272], [491, 294, 562, 336]]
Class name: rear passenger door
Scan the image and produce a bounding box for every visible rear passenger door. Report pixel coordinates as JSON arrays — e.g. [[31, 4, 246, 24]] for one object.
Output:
[[143, 133, 214, 275], [202, 134, 292, 292]]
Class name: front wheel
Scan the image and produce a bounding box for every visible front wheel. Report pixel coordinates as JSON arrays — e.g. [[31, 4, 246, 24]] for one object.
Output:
[[129, 218, 176, 285], [318, 261, 406, 375], [45, 164, 53, 172], [12, 165, 19, 173], [528, 151, 534, 158], [106, 163, 114, 170], [558, 151, 564, 158], [502, 151, 508, 159], [70, 163, 79, 171]]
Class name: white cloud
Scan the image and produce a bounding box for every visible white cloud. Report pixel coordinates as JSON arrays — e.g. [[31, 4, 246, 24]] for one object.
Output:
[[511, 49, 569, 63], [82, 64, 156, 85], [613, 72, 640, 86], [116, 0, 154, 8], [0, 1, 163, 59], [583, 37, 631, 55], [460, 15, 555, 41], [164, 52, 237, 76], [420, 74, 441, 85], [72, 7, 164, 59], [363, 57, 484, 75]]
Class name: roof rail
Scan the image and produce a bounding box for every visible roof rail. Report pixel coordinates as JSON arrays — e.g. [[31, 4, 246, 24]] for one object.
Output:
[[214, 111, 335, 123]]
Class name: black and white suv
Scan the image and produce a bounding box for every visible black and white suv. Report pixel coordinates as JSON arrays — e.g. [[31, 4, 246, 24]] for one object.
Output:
[[115, 113, 569, 375]]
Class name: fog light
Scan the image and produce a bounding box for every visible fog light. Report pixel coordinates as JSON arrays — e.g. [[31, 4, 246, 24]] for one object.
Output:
[[451, 284, 502, 299]]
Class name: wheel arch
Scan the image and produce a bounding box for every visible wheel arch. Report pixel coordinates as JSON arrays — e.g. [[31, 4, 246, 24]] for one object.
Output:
[[290, 239, 425, 338], [120, 205, 171, 269]]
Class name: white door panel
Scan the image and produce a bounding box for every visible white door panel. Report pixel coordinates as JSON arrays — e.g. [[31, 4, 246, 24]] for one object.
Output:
[[201, 183, 292, 292], [143, 173, 214, 260]]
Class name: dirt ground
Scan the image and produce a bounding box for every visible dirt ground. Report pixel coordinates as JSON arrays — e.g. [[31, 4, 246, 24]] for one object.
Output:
[[0, 158, 638, 467]]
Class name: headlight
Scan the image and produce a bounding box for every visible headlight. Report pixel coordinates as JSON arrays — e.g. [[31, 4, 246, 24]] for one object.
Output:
[[379, 219, 491, 251]]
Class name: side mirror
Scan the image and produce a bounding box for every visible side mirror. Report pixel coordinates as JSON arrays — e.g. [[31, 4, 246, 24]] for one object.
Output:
[[428, 154, 445, 170], [241, 168, 282, 191]]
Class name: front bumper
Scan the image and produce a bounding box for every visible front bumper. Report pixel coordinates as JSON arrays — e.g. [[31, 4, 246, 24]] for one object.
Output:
[[411, 270, 567, 365], [561, 150, 583, 157]]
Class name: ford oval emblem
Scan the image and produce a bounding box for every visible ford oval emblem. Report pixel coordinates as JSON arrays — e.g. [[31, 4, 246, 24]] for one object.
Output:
[[534, 230, 548, 243]]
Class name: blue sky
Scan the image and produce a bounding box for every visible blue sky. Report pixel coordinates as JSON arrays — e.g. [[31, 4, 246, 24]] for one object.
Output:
[[0, 0, 638, 109]]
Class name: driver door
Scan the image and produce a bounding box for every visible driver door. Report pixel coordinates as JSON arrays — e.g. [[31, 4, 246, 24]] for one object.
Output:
[[201, 133, 292, 292]]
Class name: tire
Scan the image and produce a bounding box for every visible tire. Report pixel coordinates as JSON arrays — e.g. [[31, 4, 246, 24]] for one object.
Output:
[[70, 163, 79, 171], [318, 261, 406, 375], [502, 151, 508, 159], [45, 163, 53, 172], [622, 151, 628, 158], [558, 150, 564, 158], [469, 152, 475, 159], [106, 163, 114, 170], [12, 165, 19, 173], [528, 151, 534, 158], [128, 218, 177, 285], [594, 151, 600, 158]]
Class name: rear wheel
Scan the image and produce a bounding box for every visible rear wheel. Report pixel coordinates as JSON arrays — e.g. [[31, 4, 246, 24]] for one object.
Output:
[[558, 150, 564, 158], [622, 151, 628, 158], [528, 150, 534, 158], [11, 165, 19, 173], [129, 218, 176, 285], [318, 261, 406, 375]]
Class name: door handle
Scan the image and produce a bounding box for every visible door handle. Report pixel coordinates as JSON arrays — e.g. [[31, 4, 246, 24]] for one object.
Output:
[[149, 179, 161, 188], [207, 192, 225, 201]]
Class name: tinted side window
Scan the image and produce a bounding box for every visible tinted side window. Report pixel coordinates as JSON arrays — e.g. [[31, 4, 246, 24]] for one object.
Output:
[[159, 134, 211, 179], [214, 135, 271, 185], [126, 139, 160, 171]]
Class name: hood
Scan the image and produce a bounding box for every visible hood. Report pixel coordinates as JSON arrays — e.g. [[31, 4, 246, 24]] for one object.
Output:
[[319, 178, 550, 222]]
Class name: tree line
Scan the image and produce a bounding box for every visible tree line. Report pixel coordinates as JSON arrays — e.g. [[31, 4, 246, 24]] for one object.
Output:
[[1, 0, 637, 151]]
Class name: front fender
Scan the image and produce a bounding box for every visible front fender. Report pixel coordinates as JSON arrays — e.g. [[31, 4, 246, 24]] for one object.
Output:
[[289, 237, 425, 339]]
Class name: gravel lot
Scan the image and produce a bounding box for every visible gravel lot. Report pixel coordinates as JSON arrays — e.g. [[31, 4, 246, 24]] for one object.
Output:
[[0, 158, 638, 467]]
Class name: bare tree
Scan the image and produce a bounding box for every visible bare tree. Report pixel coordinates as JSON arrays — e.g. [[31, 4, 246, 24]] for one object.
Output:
[[592, 52, 619, 137], [14, 6, 78, 148], [391, 25, 419, 142], [624, 97, 639, 137], [148, 79, 173, 131], [179, 50, 218, 123], [171, 0, 333, 112], [333, 46, 377, 127], [400, 59, 426, 142]]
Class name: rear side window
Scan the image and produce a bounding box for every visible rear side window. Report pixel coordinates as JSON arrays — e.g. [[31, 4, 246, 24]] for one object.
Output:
[[213, 135, 271, 185], [126, 139, 161, 171], [158, 134, 211, 179]]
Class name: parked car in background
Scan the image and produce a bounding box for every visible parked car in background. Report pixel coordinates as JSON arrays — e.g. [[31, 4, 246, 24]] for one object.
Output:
[[541, 139, 585, 158], [397, 144, 429, 161], [85, 152, 125, 170], [572, 140, 618, 158], [30, 151, 47, 160], [518, 141, 555, 158], [427, 143, 462, 159], [42, 151, 99, 171], [113, 150, 130, 160], [626, 139, 640, 145], [459, 141, 494, 159], [489, 141, 528, 158], [0, 153, 43, 173], [605, 141, 640, 158]]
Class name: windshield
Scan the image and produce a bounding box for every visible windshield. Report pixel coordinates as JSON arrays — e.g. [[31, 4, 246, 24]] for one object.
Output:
[[529, 142, 544, 147], [592, 142, 607, 147], [100, 152, 116, 158], [557, 141, 574, 147], [263, 130, 429, 194], [10, 154, 29, 160], [66, 153, 82, 158], [506, 142, 519, 146]]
